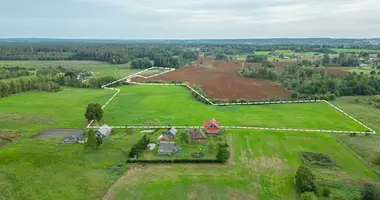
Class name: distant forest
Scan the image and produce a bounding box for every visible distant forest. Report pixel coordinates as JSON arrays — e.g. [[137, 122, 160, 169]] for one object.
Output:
[[0, 39, 379, 66]]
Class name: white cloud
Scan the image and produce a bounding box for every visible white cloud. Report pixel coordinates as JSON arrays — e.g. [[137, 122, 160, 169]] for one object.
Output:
[[0, 0, 379, 38]]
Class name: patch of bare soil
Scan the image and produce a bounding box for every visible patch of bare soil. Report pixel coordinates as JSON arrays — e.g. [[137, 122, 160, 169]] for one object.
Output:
[[324, 67, 350, 75], [134, 57, 292, 100], [0, 132, 20, 147]]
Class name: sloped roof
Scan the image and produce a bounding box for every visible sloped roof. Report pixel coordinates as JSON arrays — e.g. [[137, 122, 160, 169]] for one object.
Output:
[[96, 124, 112, 136], [188, 129, 207, 139], [167, 127, 177, 136], [203, 118, 220, 128], [158, 141, 179, 154]]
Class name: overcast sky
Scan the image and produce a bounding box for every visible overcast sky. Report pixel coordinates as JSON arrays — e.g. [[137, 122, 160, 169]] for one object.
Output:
[[1, 0, 380, 39]]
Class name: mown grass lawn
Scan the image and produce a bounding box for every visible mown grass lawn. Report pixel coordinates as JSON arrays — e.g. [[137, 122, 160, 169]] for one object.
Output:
[[106, 130, 380, 200], [104, 85, 367, 131], [0, 87, 114, 137], [0, 60, 140, 78]]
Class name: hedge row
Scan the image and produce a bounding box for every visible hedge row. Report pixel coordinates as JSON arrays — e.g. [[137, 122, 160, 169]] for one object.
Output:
[[126, 159, 221, 163]]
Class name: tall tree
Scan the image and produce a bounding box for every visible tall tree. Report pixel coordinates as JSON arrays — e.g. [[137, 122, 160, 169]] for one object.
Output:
[[323, 54, 330, 65], [84, 103, 103, 122], [85, 129, 98, 150]]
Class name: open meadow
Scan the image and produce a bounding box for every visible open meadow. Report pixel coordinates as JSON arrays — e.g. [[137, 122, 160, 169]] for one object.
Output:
[[103, 85, 366, 131], [0, 87, 114, 137]]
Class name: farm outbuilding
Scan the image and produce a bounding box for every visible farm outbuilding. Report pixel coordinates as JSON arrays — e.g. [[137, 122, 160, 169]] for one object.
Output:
[[157, 141, 180, 155], [165, 127, 177, 138], [187, 129, 207, 142], [95, 124, 112, 139]]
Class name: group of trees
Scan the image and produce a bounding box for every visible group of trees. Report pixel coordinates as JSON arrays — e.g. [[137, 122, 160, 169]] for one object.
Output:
[[0, 66, 30, 79], [128, 135, 150, 158], [130, 58, 152, 69], [0, 76, 60, 97], [331, 52, 360, 66], [153, 54, 180, 68], [246, 55, 267, 63], [242, 64, 380, 100]]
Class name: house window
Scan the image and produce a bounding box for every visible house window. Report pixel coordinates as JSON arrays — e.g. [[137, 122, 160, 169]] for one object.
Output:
[[210, 124, 216, 128]]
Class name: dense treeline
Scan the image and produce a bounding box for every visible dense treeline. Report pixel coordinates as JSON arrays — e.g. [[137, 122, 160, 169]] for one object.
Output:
[[0, 43, 197, 67], [242, 65, 380, 100], [0, 66, 30, 79], [0, 76, 60, 97]]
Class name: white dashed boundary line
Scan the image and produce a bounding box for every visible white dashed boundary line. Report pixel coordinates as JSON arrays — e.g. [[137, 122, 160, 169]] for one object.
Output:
[[86, 67, 375, 135]]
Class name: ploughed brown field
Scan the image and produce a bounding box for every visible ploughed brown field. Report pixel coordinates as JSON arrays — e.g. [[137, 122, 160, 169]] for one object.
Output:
[[324, 67, 350, 75], [132, 57, 292, 100]]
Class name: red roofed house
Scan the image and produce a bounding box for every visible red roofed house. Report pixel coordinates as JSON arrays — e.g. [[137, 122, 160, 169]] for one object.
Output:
[[203, 118, 220, 136]]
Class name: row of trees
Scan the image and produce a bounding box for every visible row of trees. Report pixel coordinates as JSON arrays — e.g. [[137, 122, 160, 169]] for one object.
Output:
[[0, 66, 30, 79], [241, 65, 380, 99], [0, 76, 60, 97]]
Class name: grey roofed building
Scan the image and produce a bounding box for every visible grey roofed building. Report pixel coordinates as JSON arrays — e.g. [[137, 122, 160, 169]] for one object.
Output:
[[157, 141, 180, 155], [165, 127, 177, 138], [95, 124, 112, 138]]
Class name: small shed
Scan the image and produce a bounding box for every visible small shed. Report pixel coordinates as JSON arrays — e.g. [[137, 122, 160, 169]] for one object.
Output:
[[157, 141, 180, 155], [157, 135, 169, 142], [146, 143, 156, 151], [188, 129, 207, 142], [165, 127, 177, 138], [203, 118, 220, 136], [95, 124, 112, 138]]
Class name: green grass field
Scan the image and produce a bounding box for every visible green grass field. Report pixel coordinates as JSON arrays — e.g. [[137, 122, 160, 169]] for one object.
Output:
[[0, 60, 141, 78], [106, 130, 380, 200], [0, 87, 114, 137], [1, 85, 379, 200], [330, 48, 380, 53], [104, 85, 366, 131]]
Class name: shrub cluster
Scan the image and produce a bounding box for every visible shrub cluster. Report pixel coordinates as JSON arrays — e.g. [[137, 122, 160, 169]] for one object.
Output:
[[295, 166, 318, 195], [216, 144, 230, 163], [128, 135, 150, 158], [299, 152, 337, 168]]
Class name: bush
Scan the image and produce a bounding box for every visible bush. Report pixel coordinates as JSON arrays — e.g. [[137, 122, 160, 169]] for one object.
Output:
[[216, 147, 230, 163], [361, 184, 379, 200], [322, 187, 331, 197], [295, 165, 317, 194], [300, 192, 318, 200], [373, 153, 380, 165]]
